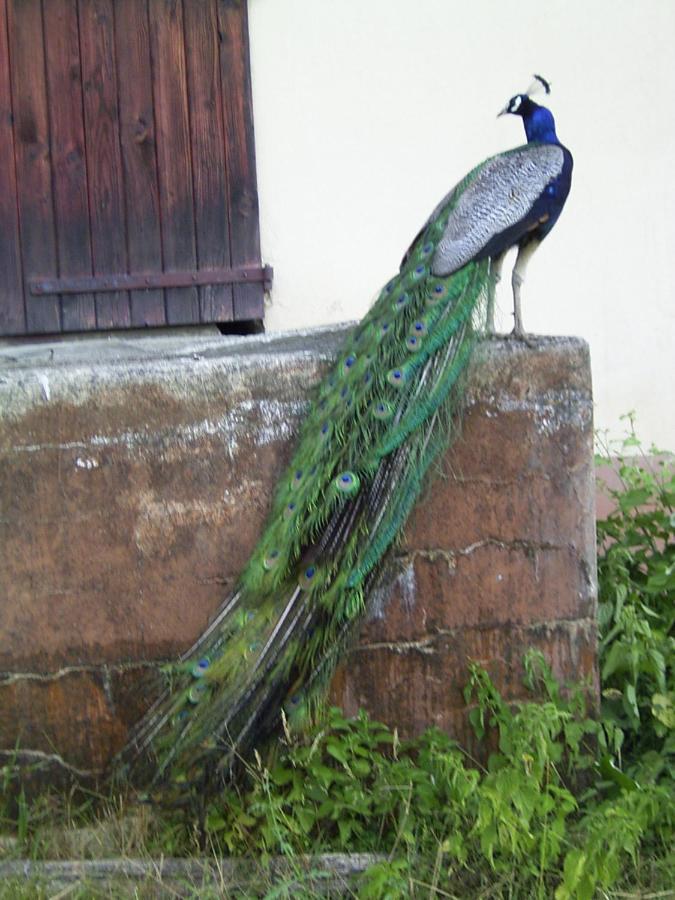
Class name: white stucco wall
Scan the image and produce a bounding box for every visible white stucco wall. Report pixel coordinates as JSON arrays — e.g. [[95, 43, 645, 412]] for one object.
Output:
[[248, 0, 675, 449]]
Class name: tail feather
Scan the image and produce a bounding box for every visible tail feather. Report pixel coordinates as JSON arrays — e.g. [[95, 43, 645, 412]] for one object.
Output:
[[115, 184, 494, 800]]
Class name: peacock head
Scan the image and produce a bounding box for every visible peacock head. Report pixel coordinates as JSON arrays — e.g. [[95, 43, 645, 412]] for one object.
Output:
[[498, 93, 537, 118], [498, 75, 558, 144]]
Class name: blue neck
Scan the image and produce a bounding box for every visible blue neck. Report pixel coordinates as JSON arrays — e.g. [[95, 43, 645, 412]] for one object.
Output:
[[523, 104, 559, 145]]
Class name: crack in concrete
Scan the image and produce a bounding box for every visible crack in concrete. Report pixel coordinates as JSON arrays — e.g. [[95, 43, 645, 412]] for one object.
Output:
[[0, 748, 101, 778], [355, 636, 439, 655], [355, 616, 597, 655], [395, 538, 577, 566], [0, 661, 156, 686]]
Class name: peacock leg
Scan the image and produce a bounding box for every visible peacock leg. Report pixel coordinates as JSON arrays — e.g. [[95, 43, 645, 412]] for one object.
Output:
[[511, 239, 540, 339], [486, 252, 505, 335]]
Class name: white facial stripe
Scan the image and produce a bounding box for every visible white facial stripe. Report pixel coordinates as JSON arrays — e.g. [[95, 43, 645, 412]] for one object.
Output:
[[511, 95, 522, 112]]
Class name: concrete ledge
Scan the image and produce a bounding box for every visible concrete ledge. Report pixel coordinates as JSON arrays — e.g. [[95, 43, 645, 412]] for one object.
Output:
[[0, 853, 381, 894], [0, 327, 597, 780]]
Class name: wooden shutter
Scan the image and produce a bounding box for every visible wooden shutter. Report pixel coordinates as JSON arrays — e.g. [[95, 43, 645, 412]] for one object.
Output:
[[0, 0, 268, 337]]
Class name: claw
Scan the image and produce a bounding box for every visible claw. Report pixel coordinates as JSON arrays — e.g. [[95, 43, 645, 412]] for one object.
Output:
[[507, 328, 537, 349]]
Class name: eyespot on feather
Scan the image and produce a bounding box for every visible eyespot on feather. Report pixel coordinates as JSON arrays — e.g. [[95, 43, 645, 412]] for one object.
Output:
[[290, 470, 303, 489], [426, 281, 447, 305], [263, 549, 281, 570], [387, 366, 408, 387], [191, 658, 210, 678], [392, 291, 410, 312], [188, 682, 208, 704], [299, 564, 320, 590], [343, 354, 357, 374], [334, 470, 360, 495], [372, 400, 394, 420]]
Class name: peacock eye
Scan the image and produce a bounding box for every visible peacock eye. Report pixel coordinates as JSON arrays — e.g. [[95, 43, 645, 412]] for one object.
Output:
[[299, 563, 320, 589], [387, 367, 408, 386], [372, 400, 393, 420], [264, 549, 280, 570], [191, 658, 210, 678]]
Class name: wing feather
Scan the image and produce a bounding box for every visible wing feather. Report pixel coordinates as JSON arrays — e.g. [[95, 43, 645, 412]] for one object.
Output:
[[432, 144, 564, 276]]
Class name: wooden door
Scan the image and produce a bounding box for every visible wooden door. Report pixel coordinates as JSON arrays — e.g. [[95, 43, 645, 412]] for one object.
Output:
[[0, 0, 268, 337]]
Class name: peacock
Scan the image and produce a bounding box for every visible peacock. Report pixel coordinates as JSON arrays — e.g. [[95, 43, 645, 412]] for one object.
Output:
[[117, 76, 573, 802]]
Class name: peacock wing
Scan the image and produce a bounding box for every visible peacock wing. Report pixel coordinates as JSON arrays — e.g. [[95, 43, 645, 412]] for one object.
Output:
[[432, 144, 565, 276]]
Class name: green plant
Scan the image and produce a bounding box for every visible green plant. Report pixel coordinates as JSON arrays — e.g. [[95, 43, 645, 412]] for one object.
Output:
[[595, 413, 674, 782]]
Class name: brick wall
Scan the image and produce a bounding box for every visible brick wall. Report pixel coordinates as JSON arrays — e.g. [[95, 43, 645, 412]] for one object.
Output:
[[0, 328, 596, 783]]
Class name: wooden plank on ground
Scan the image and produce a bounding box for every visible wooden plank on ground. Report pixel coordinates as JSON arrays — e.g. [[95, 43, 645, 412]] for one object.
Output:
[[0, 0, 25, 335], [217, 0, 264, 321], [7, 0, 61, 334], [114, 0, 166, 327], [43, 0, 96, 332], [148, 0, 199, 325], [183, 0, 233, 323], [78, 0, 130, 329]]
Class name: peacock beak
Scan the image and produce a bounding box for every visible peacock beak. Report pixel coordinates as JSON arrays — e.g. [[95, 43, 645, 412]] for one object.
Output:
[[497, 105, 509, 117]]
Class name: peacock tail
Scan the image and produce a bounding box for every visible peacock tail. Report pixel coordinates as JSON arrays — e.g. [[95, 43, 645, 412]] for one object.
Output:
[[118, 79, 573, 800], [119, 162, 497, 797]]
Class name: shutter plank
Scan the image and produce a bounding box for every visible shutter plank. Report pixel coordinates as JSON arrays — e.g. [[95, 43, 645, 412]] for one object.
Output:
[[78, 0, 130, 329], [0, 0, 25, 335], [7, 0, 60, 334], [183, 0, 233, 323], [114, 0, 165, 327], [43, 0, 96, 332], [148, 0, 198, 325], [217, 0, 263, 321]]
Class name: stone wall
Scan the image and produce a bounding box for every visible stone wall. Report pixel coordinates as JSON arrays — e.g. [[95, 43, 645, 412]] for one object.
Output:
[[0, 328, 596, 783]]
